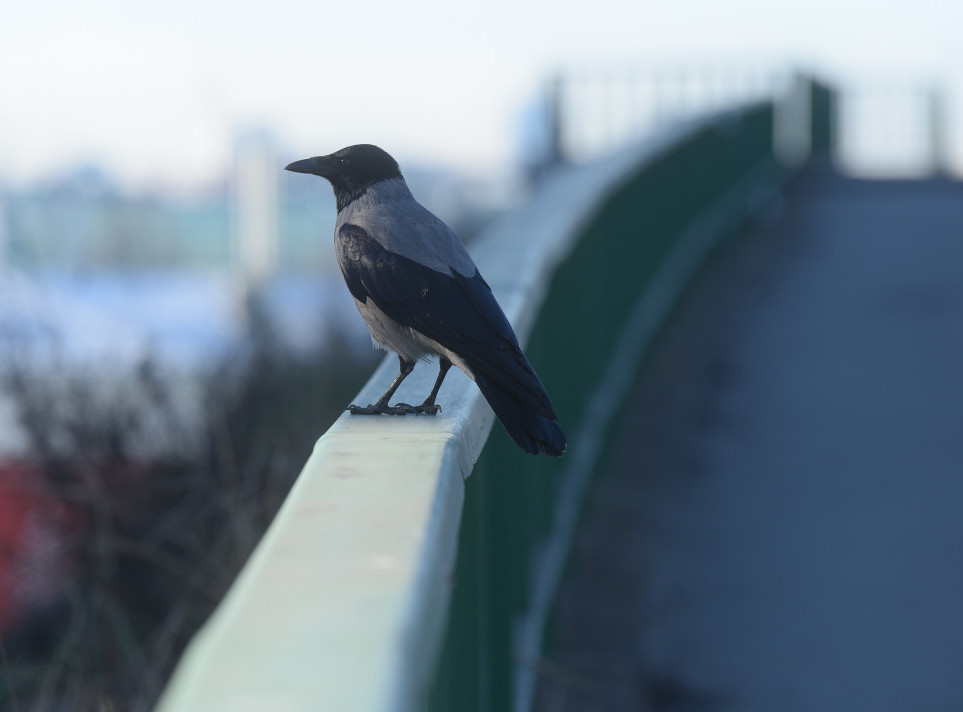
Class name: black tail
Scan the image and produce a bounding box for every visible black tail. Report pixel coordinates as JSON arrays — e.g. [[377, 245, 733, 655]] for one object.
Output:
[[474, 372, 566, 456]]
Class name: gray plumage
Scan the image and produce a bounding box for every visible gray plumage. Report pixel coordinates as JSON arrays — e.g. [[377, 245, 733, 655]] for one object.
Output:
[[339, 179, 476, 278]]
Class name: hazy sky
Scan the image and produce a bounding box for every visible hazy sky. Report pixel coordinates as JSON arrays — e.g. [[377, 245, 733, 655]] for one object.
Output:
[[1, 0, 959, 190]]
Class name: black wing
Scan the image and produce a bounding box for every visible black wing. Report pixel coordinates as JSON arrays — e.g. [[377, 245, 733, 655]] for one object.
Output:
[[338, 222, 556, 419]]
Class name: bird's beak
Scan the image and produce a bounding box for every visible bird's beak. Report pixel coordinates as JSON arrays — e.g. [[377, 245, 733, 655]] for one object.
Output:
[[284, 156, 331, 176]]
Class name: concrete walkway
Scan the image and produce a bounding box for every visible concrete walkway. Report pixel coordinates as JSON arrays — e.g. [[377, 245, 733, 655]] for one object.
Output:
[[536, 169, 963, 711]]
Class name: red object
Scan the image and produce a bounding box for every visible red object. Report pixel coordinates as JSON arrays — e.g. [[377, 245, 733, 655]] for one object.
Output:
[[0, 461, 73, 628]]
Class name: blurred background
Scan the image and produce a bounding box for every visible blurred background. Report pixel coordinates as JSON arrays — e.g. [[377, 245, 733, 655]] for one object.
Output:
[[0, 0, 960, 709]]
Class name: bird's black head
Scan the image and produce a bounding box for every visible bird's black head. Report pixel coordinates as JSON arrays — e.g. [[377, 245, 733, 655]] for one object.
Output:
[[285, 144, 403, 212]]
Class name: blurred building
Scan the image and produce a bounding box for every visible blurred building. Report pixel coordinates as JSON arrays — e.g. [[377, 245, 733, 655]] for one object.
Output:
[[0, 191, 7, 270], [233, 130, 280, 293]]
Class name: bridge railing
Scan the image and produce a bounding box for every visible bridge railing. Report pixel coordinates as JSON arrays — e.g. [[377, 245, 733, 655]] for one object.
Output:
[[155, 78, 834, 712]]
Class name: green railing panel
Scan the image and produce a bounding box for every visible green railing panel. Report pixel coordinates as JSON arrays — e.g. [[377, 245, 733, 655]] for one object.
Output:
[[428, 104, 789, 712]]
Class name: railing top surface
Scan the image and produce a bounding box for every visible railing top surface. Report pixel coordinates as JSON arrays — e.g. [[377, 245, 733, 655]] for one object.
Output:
[[154, 109, 757, 712]]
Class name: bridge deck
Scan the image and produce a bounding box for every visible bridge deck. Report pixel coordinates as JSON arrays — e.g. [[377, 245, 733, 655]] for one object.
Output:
[[537, 167, 963, 710]]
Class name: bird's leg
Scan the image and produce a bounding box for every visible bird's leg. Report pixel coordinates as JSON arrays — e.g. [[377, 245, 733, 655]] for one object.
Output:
[[348, 356, 419, 415], [414, 357, 452, 414]]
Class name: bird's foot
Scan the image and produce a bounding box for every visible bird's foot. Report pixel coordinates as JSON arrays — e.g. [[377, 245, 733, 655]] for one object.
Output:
[[347, 402, 441, 415], [347, 402, 416, 415]]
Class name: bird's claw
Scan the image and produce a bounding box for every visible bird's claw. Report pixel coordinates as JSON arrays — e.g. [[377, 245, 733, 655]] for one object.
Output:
[[347, 402, 411, 415], [347, 402, 442, 416]]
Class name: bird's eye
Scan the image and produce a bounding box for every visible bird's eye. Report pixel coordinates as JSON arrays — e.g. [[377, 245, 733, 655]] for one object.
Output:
[[339, 157, 350, 168]]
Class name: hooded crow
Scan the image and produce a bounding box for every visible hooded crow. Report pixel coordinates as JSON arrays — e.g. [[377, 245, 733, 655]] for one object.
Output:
[[285, 144, 566, 457]]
